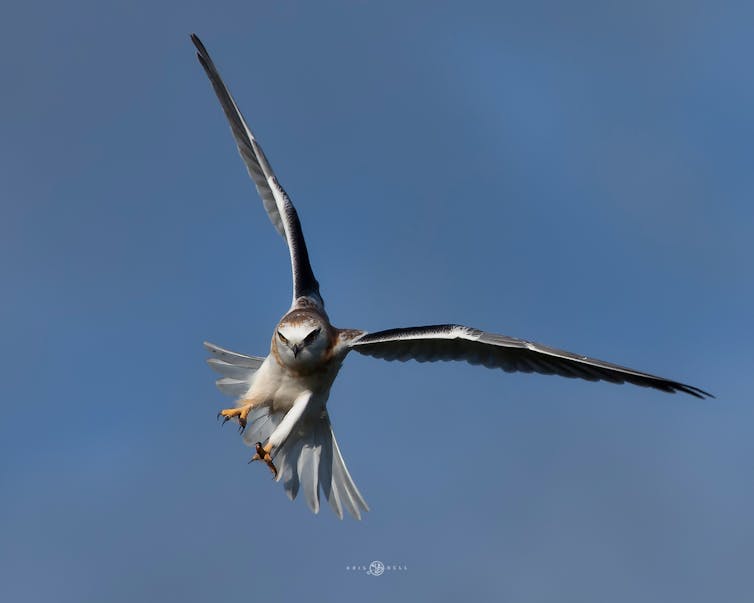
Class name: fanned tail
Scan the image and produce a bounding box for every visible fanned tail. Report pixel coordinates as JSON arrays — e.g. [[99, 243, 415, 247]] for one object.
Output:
[[204, 341, 265, 397], [243, 409, 369, 519]]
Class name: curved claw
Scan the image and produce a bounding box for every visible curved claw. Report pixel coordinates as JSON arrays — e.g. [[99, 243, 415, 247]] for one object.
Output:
[[217, 412, 231, 427], [217, 406, 251, 432], [250, 442, 278, 478]]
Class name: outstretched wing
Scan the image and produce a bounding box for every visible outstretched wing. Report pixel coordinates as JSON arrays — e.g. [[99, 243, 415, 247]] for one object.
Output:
[[191, 34, 322, 306], [348, 324, 712, 398]]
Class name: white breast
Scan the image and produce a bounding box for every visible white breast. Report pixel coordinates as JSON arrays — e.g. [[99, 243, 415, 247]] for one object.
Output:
[[245, 355, 337, 414]]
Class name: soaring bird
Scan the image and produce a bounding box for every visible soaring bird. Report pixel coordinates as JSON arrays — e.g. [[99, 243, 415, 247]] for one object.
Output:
[[191, 34, 711, 520]]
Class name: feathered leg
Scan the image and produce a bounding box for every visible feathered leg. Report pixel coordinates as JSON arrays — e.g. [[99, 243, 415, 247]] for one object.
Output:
[[251, 391, 312, 477]]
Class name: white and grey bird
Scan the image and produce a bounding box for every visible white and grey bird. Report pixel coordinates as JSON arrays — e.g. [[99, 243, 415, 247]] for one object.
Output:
[[191, 34, 712, 520]]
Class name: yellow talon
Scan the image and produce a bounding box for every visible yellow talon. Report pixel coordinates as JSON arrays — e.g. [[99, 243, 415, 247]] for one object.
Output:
[[251, 442, 277, 478], [217, 405, 252, 430]]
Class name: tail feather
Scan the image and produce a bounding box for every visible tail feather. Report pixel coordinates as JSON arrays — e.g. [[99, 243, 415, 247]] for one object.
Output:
[[206, 358, 256, 379], [318, 433, 342, 518], [330, 429, 369, 519], [242, 406, 283, 447], [277, 436, 305, 501], [259, 412, 368, 519], [204, 341, 265, 368], [299, 441, 322, 514], [215, 377, 252, 397], [205, 342, 265, 398]]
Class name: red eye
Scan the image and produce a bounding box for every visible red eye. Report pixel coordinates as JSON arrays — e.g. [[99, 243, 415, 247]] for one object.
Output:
[[277, 331, 288, 344]]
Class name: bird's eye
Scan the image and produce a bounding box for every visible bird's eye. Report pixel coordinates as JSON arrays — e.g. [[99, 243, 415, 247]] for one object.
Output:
[[277, 331, 288, 344], [304, 328, 321, 345]]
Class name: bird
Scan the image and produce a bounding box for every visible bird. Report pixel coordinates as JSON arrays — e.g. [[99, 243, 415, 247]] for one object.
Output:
[[191, 34, 712, 520]]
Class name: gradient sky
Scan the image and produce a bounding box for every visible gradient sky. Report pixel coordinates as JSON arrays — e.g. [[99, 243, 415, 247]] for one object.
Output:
[[2, 1, 754, 601]]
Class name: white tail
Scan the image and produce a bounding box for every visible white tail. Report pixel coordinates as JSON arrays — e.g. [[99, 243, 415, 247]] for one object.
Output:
[[242, 406, 369, 520], [204, 341, 265, 397], [205, 341, 368, 519]]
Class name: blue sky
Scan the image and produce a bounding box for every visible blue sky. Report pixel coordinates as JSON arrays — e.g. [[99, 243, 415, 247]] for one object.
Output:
[[2, 1, 753, 601]]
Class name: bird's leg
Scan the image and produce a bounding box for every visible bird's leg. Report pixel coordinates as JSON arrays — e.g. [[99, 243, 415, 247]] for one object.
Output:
[[249, 391, 313, 480], [217, 403, 252, 431], [251, 441, 277, 478]]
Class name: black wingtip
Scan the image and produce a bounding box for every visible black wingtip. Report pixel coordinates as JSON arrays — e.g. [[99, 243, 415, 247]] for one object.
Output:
[[190, 33, 208, 57], [190, 34, 212, 73], [677, 383, 715, 399], [694, 387, 715, 399]]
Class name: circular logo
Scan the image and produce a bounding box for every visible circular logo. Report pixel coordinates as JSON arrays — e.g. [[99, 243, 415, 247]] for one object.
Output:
[[367, 560, 385, 576]]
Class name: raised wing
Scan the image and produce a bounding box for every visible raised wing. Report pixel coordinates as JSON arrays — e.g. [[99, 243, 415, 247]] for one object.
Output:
[[348, 324, 712, 398], [191, 34, 322, 306]]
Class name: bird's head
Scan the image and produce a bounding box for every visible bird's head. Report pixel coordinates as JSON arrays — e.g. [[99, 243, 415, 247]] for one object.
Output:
[[274, 312, 330, 367]]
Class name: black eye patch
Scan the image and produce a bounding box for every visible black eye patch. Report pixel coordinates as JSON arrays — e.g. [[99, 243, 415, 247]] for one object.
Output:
[[304, 328, 321, 344], [277, 331, 289, 344]]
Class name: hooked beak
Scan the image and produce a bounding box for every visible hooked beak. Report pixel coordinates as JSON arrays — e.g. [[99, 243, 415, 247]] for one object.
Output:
[[291, 344, 301, 358]]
